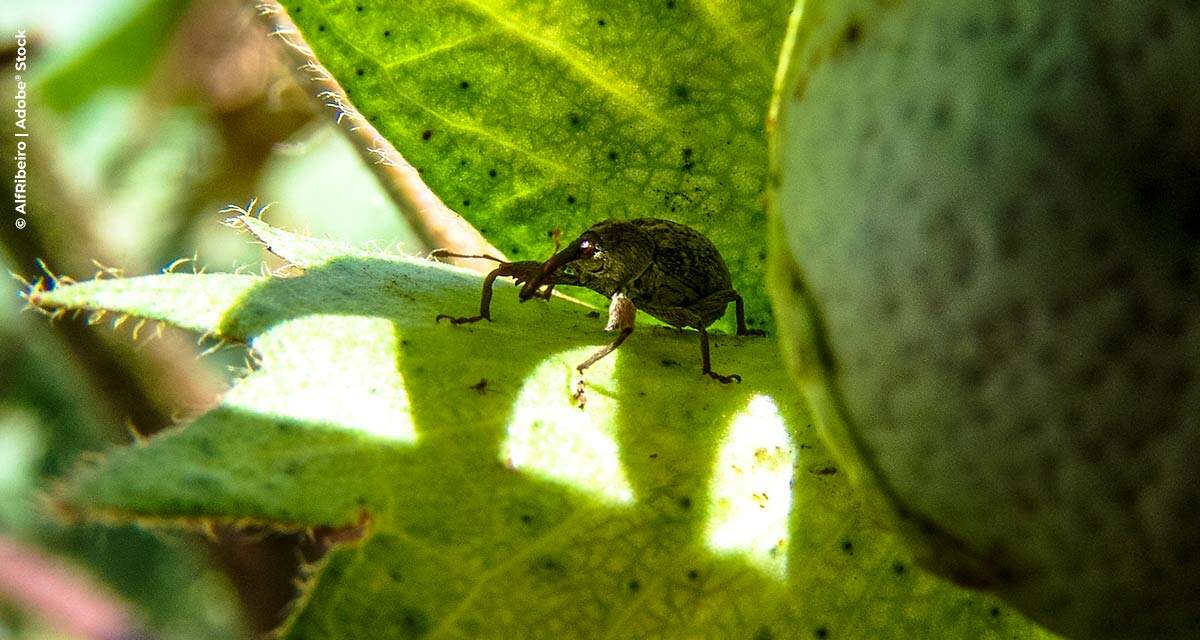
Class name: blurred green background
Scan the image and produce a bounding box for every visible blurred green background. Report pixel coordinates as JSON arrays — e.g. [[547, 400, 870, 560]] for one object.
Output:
[[0, 0, 419, 637]]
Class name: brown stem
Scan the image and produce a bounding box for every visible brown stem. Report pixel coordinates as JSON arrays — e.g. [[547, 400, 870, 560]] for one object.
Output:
[[249, 0, 502, 262]]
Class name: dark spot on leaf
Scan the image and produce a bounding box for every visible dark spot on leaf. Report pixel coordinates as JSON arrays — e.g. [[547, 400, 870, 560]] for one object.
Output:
[[462, 200, 470, 207], [597, 18, 606, 26], [184, 473, 219, 491], [586, 310, 600, 318], [293, 6, 302, 13], [814, 627, 829, 639], [459, 80, 470, 90], [932, 99, 952, 129], [509, 246, 521, 256], [990, 607, 1001, 618], [195, 437, 217, 458], [568, 112, 582, 126], [672, 84, 690, 100], [810, 466, 838, 476], [627, 579, 640, 592], [754, 627, 774, 640], [963, 18, 983, 40], [607, 151, 618, 161], [892, 561, 906, 575], [389, 569, 403, 581], [317, 24, 325, 32], [400, 607, 429, 635], [843, 22, 861, 45], [666, 0, 676, 8], [961, 364, 986, 389], [355, 68, 364, 76], [841, 539, 854, 554], [535, 556, 564, 574], [520, 513, 533, 524], [649, 452, 658, 458], [660, 358, 680, 367], [686, 569, 699, 580], [1149, 8, 1172, 39], [488, 168, 497, 178], [679, 496, 692, 510], [383, 30, 391, 37], [997, 9, 1016, 33], [1008, 52, 1030, 80], [566, 195, 576, 204], [421, 130, 432, 141]]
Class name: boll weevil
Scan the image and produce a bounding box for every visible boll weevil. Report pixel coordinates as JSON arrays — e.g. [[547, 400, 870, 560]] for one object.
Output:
[[434, 218, 765, 400]]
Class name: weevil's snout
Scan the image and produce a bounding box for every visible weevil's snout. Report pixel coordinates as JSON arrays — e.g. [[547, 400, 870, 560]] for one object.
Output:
[[518, 240, 586, 301]]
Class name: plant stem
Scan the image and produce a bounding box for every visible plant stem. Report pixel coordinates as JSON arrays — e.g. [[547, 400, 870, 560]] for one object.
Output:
[[250, 0, 504, 261]]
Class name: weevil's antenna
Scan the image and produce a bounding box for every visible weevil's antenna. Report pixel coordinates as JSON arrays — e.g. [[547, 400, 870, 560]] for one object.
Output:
[[429, 250, 506, 263]]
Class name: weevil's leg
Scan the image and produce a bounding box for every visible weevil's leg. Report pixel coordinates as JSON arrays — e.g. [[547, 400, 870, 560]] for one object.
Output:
[[698, 327, 741, 384], [732, 292, 766, 336], [687, 289, 766, 336], [436, 268, 502, 324], [538, 283, 556, 300], [578, 327, 634, 372], [602, 293, 636, 333], [573, 294, 636, 406], [429, 250, 506, 263]]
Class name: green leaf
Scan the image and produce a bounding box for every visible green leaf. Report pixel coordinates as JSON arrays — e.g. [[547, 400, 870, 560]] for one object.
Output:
[[284, 0, 790, 329], [30, 218, 1053, 638]]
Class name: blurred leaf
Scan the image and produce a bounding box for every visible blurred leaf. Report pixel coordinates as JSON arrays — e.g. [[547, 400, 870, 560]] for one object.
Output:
[[257, 127, 420, 248], [0, 255, 244, 639], [0, 409, 41, 528], [29, 218, 1050, 638], [286, 0, 790, 329], [34, 0, 191, 114]]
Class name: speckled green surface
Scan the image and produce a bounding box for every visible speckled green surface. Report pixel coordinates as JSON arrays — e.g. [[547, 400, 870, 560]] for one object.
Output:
[[769, 1, 1199, 638]]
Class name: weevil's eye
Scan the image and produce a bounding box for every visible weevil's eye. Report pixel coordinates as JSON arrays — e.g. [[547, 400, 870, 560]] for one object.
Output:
[[579, 239, 597, 258]]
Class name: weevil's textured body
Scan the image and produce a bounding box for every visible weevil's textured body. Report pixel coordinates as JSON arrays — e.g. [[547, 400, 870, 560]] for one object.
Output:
[[546, 219, 735, 329], [436, 218, 762, 396]]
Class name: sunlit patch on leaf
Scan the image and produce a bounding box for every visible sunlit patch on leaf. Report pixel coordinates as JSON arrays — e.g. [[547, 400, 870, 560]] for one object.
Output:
[[503, 347, 633, 505], [705, 395, 794, 579], [224, 315, 416, 442]]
